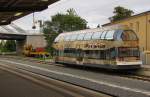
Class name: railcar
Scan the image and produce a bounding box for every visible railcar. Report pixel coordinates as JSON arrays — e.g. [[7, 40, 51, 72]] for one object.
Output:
[[53, 27, 142, 69]]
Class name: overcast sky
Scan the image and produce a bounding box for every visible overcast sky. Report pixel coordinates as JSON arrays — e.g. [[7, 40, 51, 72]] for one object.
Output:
[[13, 0, 150, 30]]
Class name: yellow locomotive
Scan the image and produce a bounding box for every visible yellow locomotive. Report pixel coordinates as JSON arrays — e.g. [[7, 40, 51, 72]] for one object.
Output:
[[23, 45, 49, 57]]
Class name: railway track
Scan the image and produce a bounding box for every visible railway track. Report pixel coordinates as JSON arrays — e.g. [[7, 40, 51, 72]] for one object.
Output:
[[122, 72, 150, 82], [0, 55, 63, 66], [1, 55, 150, 82]]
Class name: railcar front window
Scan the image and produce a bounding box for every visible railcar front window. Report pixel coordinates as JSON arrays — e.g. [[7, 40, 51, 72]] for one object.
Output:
[[118, 47, 140, 57], [121, 30, 138, 41]]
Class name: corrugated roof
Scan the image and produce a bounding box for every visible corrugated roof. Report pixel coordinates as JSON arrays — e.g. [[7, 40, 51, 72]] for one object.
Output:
[[0, 0, 59, 25]]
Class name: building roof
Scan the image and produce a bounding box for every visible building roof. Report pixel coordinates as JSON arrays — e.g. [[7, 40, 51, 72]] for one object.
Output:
[[102, 10, 150, 27], [0, 0, 59, 25]]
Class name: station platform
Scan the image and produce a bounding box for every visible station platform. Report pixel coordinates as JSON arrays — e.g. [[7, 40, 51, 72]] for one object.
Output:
[[142, 65, 150, 69], [0, 57, 150, 97], [0, 69, 71, 97]]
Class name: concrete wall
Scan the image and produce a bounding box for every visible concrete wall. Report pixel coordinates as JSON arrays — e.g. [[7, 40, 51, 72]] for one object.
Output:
[[25, 35, 47, 48], [16, 40, 26, 55], [15, 35, 47, 54]]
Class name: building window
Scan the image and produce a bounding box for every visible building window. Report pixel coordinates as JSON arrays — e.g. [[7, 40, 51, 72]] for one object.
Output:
[[130, 23, 133, 29], [136, 22, 140, 32]]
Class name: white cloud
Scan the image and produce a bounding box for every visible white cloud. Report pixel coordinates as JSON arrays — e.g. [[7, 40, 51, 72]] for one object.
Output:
[[14, 0, 150, 30]]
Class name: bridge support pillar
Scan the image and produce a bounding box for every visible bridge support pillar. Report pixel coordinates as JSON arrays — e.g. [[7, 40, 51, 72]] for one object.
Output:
[[16, 40, 25, 55]]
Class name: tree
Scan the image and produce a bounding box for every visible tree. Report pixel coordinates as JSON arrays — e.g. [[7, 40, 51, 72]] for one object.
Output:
[[0, 40, 16, 52], [51, 8, 87, 32], [67, 8, 77, 16], [43, 8, 87, 55], [110, 6, 134, 22], [4, 40, 16, 52], [0, 41, 4, 52]]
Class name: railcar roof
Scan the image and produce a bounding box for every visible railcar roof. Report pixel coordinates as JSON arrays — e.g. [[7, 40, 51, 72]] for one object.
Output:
[[54, 28, 138, 42]]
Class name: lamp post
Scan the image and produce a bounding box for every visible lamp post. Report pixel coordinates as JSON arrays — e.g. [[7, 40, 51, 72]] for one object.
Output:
[[38, 20, 43, 33]]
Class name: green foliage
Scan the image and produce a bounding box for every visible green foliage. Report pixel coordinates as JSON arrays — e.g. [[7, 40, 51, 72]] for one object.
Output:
[[43, 8, 88, 55], [110, 6, 134, 22], [0, 40, 16, 52], [66, 8, 77, 16], [44, 32, 58, 55], [50, 8, 87, 32]]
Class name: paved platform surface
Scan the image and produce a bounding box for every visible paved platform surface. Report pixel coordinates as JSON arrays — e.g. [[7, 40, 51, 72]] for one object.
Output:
[[0, 57, 150, 97], [0, 69, 72, 97], [143, 65, 150, 69]]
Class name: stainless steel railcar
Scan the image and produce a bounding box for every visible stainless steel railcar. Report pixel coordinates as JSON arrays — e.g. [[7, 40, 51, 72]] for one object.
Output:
[[53, 28, 142, 70]]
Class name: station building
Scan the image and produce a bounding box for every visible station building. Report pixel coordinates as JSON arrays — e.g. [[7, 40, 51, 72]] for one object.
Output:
[[102, 11, 150, 65]]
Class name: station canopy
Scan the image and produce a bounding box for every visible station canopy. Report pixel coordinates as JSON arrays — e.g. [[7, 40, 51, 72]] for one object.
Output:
[[0, 0, 59, 25]]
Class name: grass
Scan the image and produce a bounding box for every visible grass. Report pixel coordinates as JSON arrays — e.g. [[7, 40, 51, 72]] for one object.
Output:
[[35, 56, 53, 61]]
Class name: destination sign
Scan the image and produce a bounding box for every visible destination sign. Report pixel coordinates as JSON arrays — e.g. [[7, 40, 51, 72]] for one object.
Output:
[[85, 43, 105, 48]]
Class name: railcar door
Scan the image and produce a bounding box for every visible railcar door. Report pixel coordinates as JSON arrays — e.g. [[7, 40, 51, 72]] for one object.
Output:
[[76, 49, 84, 65]]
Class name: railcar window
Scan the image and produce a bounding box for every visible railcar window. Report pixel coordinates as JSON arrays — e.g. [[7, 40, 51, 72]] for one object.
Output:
[[64, 48, 76, 57], [110, 48, 116, 59], [106, 49, 110, 60], [70, 34, 78, 41], [105, 30, 115, 40], [91, 51, 98, 59], [77, 33, 86, 40], [84, 50, 91, 58], [113, 30, 122, 40], [76, 49, 83, 57], [92, 31, 103, 40], [58, 50, 64, 56], [65, 35, 71, 41], [100, 31, 108, 39], [84, 49, 116, 60], [96, 51, 101, 59], [54, 50, 59, 56], [121, 30, 138, 41], [133, 49, 140, 57], [118, 47, 140, 57], [84, 32, 93, 40], [84, 50, 100, 59], [99, 50, 106, 59]]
